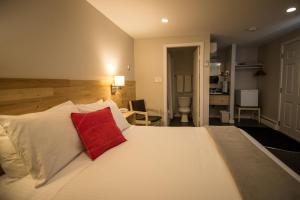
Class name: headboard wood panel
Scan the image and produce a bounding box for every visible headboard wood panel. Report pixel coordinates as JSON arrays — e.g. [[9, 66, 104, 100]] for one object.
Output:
[[0, 78, 136, 115]]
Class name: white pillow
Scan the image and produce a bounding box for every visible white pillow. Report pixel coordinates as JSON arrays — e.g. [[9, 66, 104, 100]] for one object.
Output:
[[77, 99, 130, 131], [0, 104, 83, 187], [0, 135, 28, 178], [0, 101, 74, 137], [0, 101, 76, 179]]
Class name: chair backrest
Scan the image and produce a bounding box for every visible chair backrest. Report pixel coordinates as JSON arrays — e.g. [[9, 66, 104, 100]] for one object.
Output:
[[130, 99, 146, 112]]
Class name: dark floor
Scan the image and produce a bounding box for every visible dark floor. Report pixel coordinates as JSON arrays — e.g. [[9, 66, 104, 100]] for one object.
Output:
[[169, 117, 194, 127], [267, 147, 300, 175], [240, 126, 300, 175], [239, 126, 300, 152], [209, 117, 265, 128], [209, 117, 300, 175]]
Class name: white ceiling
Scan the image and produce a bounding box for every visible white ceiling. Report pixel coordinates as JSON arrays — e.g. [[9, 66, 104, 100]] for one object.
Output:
[[87, 0, 300, 46]]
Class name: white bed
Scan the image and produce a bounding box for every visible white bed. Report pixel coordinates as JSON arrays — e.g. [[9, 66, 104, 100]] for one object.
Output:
[[0, 126, 241, 200]]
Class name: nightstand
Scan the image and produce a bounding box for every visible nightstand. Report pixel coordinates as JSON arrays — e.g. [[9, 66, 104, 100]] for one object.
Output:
[[122, 111, 136, 124]]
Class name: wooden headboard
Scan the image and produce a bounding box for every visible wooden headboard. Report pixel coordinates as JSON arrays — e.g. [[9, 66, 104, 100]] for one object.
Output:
[[0, 78, 136, 115]]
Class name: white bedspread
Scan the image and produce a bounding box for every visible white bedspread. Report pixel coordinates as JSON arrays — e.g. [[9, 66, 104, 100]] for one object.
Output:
[[0, 126, 241, 200]]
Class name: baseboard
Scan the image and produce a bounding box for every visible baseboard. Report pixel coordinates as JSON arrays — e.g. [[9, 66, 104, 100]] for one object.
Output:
[[260, 115, 300, 142], [260, 115, 279, 130]]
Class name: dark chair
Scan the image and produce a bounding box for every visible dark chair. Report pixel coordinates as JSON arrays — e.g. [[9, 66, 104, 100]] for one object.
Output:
[[129, 99, 162, 126]]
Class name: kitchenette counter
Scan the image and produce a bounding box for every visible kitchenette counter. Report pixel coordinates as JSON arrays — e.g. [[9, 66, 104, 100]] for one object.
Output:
[[209, 94, 230, 105]]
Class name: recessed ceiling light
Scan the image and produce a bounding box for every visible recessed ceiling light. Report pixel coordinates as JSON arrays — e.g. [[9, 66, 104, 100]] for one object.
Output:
[[247, 26, 257, 32], [161, 18, 169, 23], [286, 7, 297, 13]]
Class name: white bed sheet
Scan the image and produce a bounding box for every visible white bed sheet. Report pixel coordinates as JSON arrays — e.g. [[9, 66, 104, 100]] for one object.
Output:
[[0, 152, 91, 200], [0, 126, 241, 200]]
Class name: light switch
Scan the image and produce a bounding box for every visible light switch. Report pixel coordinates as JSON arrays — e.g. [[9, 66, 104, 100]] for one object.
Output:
[[154, 77, 162, 83]]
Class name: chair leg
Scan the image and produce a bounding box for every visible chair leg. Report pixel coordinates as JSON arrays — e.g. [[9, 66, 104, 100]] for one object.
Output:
[[145, 115, 149, 126]]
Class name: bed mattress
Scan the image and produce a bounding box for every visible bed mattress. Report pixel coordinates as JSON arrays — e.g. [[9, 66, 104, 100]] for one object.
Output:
[[0, 126, 241, 200]]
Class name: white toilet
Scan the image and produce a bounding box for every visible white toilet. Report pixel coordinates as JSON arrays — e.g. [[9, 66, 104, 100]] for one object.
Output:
[[178, 96, 191, 122]]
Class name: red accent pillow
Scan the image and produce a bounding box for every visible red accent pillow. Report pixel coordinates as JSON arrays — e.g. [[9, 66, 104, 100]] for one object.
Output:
[[71, 107, 126, 160]]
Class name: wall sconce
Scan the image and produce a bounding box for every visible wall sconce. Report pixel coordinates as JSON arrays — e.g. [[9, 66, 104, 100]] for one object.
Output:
[[111, 76, 125, 95]]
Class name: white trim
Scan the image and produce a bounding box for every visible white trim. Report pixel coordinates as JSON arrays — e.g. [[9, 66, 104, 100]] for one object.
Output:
[[163, 47, 168, 125], [199, 45, 204, 126], [163, 42, 204, 48], [260, 115, 279, 130], [229, 44, 236, 123], [262, 118, 300, 143], [163, 42, 205, 126]]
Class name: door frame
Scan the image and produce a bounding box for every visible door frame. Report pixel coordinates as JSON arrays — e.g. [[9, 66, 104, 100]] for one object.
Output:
[[278, 36, 300, 134], [163, 42, 204, 126]]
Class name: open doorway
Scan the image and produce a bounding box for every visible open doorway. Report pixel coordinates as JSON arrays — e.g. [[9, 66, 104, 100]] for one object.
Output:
[[163, 43, 204, 127]]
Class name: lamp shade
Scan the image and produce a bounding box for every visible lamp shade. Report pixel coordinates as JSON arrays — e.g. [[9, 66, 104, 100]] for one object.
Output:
[[114, 76, 125, 86]]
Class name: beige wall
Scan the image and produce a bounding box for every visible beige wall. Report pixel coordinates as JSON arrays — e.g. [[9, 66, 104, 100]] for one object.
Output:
[[235, 47, 259, 90], [171, 48, 195, 75], [235, 71, 258, 90], [258, 28, 300, 121], [134, 35, 210, 125], [0, 0, 134, 80]]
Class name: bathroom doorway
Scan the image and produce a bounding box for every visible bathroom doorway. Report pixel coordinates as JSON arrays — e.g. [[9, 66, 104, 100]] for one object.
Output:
[[164, 43, 204, 127]]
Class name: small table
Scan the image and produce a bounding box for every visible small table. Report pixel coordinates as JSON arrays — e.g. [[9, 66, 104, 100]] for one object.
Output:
[[236, 106, 261, 123], [122, 111, 136, 124]]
